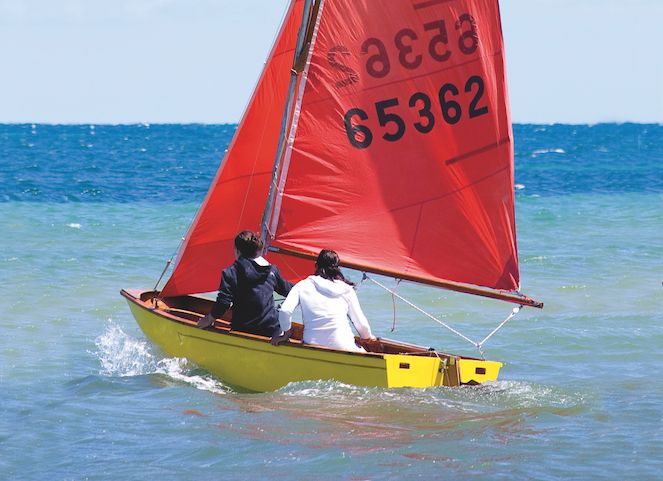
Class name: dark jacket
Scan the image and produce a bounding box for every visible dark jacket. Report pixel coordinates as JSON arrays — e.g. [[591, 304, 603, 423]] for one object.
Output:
[[210, 257, 293, 337]]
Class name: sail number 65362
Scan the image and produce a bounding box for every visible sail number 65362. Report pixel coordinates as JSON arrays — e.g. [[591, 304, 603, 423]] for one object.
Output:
[[343, 75, 488, 149]]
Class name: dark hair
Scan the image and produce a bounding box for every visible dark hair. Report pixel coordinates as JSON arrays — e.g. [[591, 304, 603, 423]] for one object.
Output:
[[315, 249, 354, 286], [234, 230, 263, 258]]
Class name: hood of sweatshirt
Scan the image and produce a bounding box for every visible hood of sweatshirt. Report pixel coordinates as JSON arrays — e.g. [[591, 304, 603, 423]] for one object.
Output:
[[309, 275, 353, 298], [236, 256, 272, 286]]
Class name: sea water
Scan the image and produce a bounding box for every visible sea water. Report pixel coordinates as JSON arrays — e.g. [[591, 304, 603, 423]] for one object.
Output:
[[1, 124, 661, 480]]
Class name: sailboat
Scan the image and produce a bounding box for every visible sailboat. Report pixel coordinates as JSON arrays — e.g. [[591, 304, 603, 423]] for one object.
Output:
[[122, 0, 543, 392]]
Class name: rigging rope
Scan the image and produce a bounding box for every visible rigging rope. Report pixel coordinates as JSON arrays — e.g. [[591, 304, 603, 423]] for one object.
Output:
[[477, 305, 521, 348], [391, 279, 402, 332], [361, 273, 522, 354], [363, 274, 477, 348]]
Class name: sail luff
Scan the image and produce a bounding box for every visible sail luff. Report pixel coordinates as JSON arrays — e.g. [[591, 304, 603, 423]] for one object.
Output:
[[267, 0, 325, 238], [270, 246, 543, 308], [260, 0, 318, 247]]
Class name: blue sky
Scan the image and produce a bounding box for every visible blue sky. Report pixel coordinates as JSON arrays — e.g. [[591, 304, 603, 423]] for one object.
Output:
[[1, 0, 661, 124]]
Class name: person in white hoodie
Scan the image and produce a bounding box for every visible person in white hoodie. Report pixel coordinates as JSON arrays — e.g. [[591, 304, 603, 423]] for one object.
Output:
[[270, 249, 376, 352]]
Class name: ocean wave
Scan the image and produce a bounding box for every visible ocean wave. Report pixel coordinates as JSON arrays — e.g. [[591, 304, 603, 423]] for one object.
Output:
[[560, 284, 587, 290]]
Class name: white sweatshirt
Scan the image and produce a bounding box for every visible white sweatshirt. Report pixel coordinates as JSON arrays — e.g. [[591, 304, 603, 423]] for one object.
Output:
[[278, 276, 373, 352]]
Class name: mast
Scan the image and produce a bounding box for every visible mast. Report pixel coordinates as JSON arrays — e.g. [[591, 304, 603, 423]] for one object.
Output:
[[260, 0, 321, 248]]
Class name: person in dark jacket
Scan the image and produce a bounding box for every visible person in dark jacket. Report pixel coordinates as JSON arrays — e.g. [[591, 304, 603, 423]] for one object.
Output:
[[197, 230, 293, 337]]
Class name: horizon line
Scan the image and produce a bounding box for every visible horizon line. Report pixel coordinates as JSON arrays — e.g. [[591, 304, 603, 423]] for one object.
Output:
[[1, 121, 662, 127]]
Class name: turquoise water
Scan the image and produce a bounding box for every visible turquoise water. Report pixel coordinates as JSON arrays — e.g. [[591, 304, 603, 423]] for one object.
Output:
[[1, 124, 662, 480]]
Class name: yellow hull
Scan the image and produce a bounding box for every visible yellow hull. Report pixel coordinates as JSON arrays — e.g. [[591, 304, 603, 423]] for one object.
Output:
[[122, 289, 502, 392]]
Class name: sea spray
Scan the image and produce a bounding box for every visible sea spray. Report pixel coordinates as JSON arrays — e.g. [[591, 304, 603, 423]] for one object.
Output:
[[94, 320, 157, 377], [94, 320, 230, 394]]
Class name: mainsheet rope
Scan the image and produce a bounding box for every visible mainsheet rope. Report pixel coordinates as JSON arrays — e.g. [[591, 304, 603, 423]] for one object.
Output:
[[360, 273, 522, 355]]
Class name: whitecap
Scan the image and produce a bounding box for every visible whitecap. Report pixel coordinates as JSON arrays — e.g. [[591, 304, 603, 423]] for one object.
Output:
[[66, 223, 81, 229], [515, 184, 525, 190], [532, 148, 566, 157]]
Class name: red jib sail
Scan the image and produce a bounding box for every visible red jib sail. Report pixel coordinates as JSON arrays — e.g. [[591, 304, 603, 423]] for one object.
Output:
[[161, 0, 309, 297], [266, 0, 527, 297]]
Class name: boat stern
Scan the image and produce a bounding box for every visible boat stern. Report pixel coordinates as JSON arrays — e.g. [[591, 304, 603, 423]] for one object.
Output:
[[457, 358, 503, 385]]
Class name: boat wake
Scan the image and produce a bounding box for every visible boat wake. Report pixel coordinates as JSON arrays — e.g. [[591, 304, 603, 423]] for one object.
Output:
[[221, 379, 589, 444], [92, 322, 585, 414], [461, 380, 587, 412], [275, 378, 585, 415], [93, 320, 230, 394]]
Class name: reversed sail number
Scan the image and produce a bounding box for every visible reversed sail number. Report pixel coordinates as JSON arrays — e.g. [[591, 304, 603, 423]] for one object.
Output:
[[344, 75, 489, 149], [362, 14, 478, 79], [327, 13, 479, 87]]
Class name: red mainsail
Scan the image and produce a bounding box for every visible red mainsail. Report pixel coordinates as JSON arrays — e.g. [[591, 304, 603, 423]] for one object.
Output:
[[267, 0, 522, 293]]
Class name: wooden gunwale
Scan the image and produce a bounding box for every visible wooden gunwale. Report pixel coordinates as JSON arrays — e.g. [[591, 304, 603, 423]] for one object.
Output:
[[120, 288, 390, 359]]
